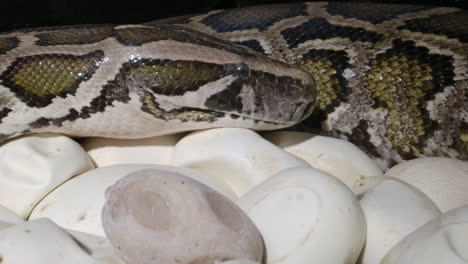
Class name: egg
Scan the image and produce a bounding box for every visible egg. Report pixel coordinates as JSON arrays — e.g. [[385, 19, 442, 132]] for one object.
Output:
[[102, 169, 263, 264], [82, 133, 184, 167], [0, 218, 124, 264], [0, 133, 94, 218], [358, 177, 441, 264], [170, 128, 310, 196], [386, 157, 468, 212], [264, 131, 383, 194], [381, 205, 468, 264], [237, 167, 366, 264]]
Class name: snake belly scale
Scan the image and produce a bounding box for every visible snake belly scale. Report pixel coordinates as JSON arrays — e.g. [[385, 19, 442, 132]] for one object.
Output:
[[0, 2, 466, 169]]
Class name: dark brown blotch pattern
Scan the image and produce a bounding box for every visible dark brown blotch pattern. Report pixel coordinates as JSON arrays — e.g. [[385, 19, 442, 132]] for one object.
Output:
[[0, 107, 12, 124], [200, 3, 307, 32], [233, 40, 265, 54], [460, 122, 468, 158], [35, 26, 114, 46], [114, 25, 258, 58], [0, 37, 20, 54], [397, 10, 468, 43], [108, 58, 226, 96], [205, 78, 244, 113], [30, 108, 80, 128], [140, 91, 224, 122], [326, 2, 434, 24], [0, 50, 105, 108], [281, 18, 383, 49]]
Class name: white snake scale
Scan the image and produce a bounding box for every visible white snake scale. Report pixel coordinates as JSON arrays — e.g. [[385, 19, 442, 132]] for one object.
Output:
[[0, 2, 466, 169]]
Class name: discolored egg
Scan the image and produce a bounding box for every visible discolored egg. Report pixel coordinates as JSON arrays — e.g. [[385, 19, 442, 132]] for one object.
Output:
[[101, 169, 264, 264]]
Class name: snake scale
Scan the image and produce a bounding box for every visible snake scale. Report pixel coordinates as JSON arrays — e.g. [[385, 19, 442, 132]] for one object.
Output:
[[0, 2, 466, 169]]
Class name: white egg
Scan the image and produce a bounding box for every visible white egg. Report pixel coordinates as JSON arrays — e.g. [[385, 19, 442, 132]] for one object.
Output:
[[381, 205, 468, 264], [82, 133, 184, 167], [237, 167, 366, 264], [0, 205, 23, 230], [0, 133, 94, 218], [386, 157, 468, 212], [219, 260, 260, 264], [66, 229, 126, 263], [0, 218, 123, 264], [264, 131, 383, 193], [170, 128, 310, 196], [358, 177, 441, 264]]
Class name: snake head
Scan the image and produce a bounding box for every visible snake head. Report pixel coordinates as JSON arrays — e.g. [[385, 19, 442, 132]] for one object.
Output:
[[203, 59, 317, 127], [125, 25, 316, 131]]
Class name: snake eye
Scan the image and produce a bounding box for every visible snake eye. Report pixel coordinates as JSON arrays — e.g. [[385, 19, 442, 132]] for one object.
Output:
[[225, 62, 250, 79], [235, 62, 250, 79]]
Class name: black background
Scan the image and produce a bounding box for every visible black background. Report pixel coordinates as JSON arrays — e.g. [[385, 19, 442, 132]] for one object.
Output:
[[1, 0, 467, 32]]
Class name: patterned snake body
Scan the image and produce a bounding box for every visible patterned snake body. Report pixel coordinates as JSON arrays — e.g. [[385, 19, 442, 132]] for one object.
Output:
[[0, 2, 467, 168]]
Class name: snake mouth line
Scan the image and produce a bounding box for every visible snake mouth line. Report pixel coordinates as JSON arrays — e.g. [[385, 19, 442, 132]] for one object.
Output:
[[230, 101, 315, 127], [175, 105, 290, 126], [208, 100, 315, 127], [213, 109, 302, 127]]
